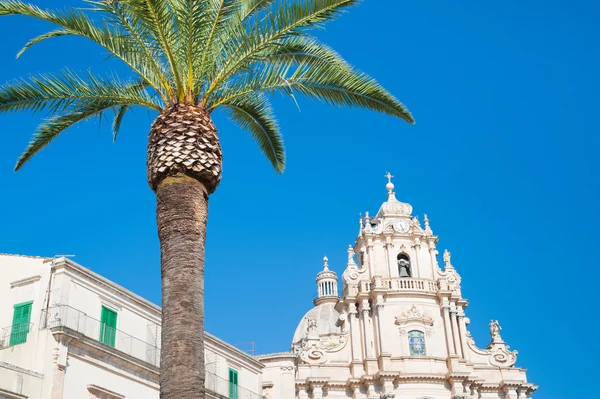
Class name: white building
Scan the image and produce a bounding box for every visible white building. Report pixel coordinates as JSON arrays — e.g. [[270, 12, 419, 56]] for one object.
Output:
[[0, 254, 264, 399], [258, 175, 537, 399]]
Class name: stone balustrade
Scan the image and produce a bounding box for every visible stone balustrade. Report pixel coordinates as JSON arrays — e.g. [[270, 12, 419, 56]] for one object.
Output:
[[344, 278, 438, 297]]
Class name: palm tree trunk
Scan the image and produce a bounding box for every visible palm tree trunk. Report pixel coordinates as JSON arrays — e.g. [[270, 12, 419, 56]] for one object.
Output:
[[156, 174, 208, 399]]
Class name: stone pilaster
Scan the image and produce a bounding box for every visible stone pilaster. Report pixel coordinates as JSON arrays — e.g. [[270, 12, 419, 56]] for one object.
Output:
[[457, 309, 469, 361], [360, 301, 375, 360], [51, 337, 71, 399], [450, 305, 462, 358], [442, 304, 456, 356]]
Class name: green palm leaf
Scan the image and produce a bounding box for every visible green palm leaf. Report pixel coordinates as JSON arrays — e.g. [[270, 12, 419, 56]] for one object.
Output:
[[222, 93, 285, 172], [0, 0, 413, 172]]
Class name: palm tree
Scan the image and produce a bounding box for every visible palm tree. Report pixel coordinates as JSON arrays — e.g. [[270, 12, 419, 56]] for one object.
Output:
[[0, 0, 413, 398]]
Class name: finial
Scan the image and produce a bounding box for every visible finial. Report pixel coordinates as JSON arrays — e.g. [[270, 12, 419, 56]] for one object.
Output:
[[443, 249, 452, 268], [423, 214, 433, 235], [359, 213, 364, 229], [364, 212, 372, 232], [323, 256, 329, 270], [385, 171, 395, 194]]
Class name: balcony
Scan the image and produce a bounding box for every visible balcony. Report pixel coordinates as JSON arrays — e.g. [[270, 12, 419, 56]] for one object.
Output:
[[42, 305, 160, 366], [0, 322, 34, 349], [344, 277, 438, 297], [41, 305, 265, 399]]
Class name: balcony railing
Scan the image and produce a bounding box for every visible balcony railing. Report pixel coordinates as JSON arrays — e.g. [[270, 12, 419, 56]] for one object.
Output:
[[206, 369, 264, 399], [41, 305, 265, 399], [344, 277, 438, 296], [0, 322, 34, 349], [41, 305, 160, 367]]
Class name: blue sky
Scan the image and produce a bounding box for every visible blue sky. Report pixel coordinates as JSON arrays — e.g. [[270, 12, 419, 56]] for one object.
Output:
[[0, 1, 598, 398]]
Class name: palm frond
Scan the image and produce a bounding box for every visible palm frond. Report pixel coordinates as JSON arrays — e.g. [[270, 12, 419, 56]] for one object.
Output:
[[15, 102, 120, 171], [125, 0, 183, 98], [0, 69, 162, 114], [112, 105, 131, 142], [169, 0, 208, 98], [221, 93, 285, 172], [87, 0, 175, 99], [0, 0, 170, 101], [204, 0, 359, 99], [209, 56, 413, 123], [16, 28, 71, 58]]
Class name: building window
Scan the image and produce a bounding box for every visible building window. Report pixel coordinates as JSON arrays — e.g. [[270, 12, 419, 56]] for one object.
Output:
[[408, 330, 426, 356], [10, 301, 33, 346], [228, 368, 239, 399], [99, 306, 117, 348]]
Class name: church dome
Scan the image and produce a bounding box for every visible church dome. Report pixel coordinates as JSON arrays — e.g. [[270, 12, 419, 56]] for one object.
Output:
[[291, 302, 342, 349], [376, 173, 412, 218]]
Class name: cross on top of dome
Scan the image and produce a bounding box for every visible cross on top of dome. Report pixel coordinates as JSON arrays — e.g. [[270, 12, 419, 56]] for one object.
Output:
[[376, 171, 413, 218], [385, 171, 395, 194]]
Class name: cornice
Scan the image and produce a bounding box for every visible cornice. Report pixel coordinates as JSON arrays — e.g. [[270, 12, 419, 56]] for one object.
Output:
[[0, 388, 28, 399], [255, 352, 297, 362], [10, 275, 41, 288], [87, 384, 126, 399], [0, 361, 44, 379], [396, 373, 448, 383]]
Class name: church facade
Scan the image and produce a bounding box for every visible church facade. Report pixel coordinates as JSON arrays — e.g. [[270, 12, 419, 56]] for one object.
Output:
[[258, 175, 537, 399]]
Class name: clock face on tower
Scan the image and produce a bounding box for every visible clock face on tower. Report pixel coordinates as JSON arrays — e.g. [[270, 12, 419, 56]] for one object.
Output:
[[393, 219, 410, 233]]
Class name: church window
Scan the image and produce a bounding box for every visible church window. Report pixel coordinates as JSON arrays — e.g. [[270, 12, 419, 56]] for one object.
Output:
[[408, 330, 426, 356], [397, 253, 412, 277]]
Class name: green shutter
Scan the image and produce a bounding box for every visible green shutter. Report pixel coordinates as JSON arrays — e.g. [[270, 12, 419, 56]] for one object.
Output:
[[228, 368, 239, 399], [99, 306, 117, 347], [10, 301, 33, 346]]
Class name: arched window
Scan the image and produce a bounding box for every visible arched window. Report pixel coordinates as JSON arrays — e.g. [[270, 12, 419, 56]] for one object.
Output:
[[408, 330, 426, 356], [397, 253, 412, 277]]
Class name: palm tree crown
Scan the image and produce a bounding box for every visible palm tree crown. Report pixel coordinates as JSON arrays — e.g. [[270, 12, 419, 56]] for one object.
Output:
[[0, 0, 413, 174]]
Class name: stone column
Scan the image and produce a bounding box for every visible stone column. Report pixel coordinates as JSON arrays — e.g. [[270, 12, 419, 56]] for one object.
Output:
[[366, 240, 374, 279], [348, 303, 364, 376], [50, 336, 71, 399], [360, 301, 375, 359], [428, 241, 438, 277], [442, 305, 456, 356], [384, 238, 392, 279], [450, 305, 462, 358], [373, 301, 384, 357], [411, 244, 421, 278], [457, 310, 469, 360]]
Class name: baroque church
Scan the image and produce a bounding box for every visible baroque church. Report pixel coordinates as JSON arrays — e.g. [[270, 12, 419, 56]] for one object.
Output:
[[257, 175, 536, 399]]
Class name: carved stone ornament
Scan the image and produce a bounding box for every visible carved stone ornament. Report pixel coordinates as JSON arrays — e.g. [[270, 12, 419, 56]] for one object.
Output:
[[437, 262, 462, 294], [395, 305, 434, 327], [296, 313, 349, 364], [299, 346, 326, 364], [466, 329, 518, 368], [488, 345, 518, 367]]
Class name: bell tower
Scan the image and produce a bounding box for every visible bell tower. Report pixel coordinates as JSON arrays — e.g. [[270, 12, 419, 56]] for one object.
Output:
[[314, 257, 338, 306], [347, 172, 440, 282]]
